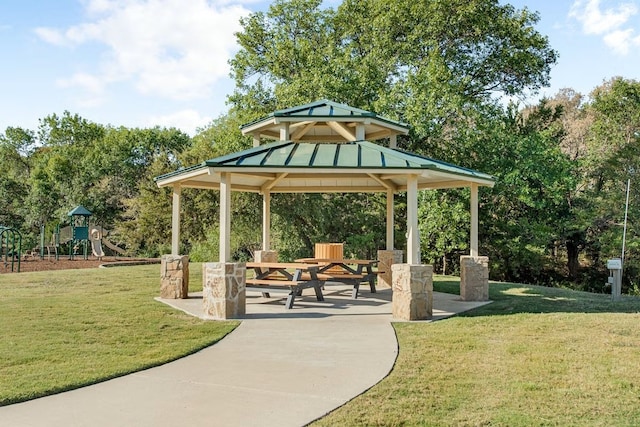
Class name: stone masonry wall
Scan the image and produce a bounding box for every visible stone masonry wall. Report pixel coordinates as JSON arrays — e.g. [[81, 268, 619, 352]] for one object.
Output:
[[202, 262, 246, 320], [392, 264, 433, 321], [377, 250, 403, 289], [160, 255, 189, 299], [460, 256, 489, 301], [254, 250, 278, 263]]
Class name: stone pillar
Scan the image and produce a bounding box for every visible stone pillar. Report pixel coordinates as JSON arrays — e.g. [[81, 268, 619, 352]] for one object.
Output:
[[460, 256, 489, 301], [254, 250, 277, 263], [377, 249, 403, 288], [202, 262, 246, 320], [160, 255, 189, 299], [392, 264, 433, 321]]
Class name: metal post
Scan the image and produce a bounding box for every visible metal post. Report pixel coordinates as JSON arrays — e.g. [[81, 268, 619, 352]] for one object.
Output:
[[621, 179, 630, 269]]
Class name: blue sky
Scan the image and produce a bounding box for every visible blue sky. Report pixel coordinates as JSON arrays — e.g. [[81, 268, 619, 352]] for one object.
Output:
[[0, 0, 639, 135]]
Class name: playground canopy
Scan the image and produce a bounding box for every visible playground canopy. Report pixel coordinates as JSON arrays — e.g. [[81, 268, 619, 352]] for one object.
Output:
[[155, 100, 495, 263]]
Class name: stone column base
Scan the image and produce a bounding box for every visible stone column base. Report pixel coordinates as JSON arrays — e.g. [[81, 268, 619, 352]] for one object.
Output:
[[460, 256, 489, 301], [377, 249, 403, 289], [203, 262, 246, 320], [160, 255, 189, 299], [392, 264, 433, 320], [254, 250, 278, 263]]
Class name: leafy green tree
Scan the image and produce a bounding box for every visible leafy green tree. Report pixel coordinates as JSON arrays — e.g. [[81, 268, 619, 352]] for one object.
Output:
[[578, 78, 640, 290]]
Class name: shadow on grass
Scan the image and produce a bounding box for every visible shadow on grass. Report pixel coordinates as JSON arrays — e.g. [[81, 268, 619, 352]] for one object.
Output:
[[434, 276, 640, 317]]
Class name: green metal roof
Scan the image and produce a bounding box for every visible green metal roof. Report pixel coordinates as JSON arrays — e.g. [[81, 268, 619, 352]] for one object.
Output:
[[155, 140, 494, 183], [240, 99, 410, 131], [68, 205, 92, 217]]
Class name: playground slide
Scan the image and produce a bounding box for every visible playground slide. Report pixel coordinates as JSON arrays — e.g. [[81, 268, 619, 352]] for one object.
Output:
[[91, 238, 105, 258], [102, 238, 127, 255]]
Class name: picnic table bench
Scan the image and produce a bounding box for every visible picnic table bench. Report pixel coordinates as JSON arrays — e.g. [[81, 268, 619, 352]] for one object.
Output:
[[245, 262, 324, 309], [295, 258, 382, 298]]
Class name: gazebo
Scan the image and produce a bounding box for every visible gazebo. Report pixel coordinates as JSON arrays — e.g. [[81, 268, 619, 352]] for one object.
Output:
[[155, 100, 495, 318]]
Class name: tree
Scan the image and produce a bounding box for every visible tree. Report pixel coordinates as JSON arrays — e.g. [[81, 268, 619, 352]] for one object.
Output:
[[231, 0, 557, 146]]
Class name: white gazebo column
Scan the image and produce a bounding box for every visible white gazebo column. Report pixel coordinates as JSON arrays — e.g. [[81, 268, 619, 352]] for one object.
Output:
[[356, 123, 365, 140], [254, 191, 278, 263], [389, 134, 397, 149], [161, 183, 189, 302], [406, 175, 420, 264], [262, 191, 271, 250], [470, 183, 479, 257], [460, 182, 489, 301], [252, 132, 260, 147], [171, 184, 181, 255], [378, 189, 402, 288], [220, 172, 231, 263], [203, 171, 246, 319], [386, 189, 394, 250]]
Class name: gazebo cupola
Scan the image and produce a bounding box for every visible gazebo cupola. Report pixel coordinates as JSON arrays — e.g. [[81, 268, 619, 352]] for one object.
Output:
[[241, 99, 410, 147]]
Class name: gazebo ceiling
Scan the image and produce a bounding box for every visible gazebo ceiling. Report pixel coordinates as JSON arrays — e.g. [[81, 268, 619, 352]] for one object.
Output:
[[240, 99, 410, 143], [155, 140, 495, 193]]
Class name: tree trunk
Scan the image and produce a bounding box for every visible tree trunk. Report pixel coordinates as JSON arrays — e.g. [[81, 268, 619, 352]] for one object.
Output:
[[566, 239, 580, 280]]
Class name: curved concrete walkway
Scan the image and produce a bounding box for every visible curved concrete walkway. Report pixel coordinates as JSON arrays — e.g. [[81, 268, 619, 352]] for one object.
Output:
[[0, 285, 489, 427]]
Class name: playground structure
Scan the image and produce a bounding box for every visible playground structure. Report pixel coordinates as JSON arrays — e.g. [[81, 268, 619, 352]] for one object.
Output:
[[1, 226, 22, 272], [38, 206, 127, 262]]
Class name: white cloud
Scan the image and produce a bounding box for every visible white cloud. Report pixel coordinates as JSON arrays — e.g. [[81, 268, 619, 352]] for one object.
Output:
[[603, 28, 640, 53], [569, 0, 640, 55], [146, 109, 212, 135], [35, 0, 251, 103], [570, 0, 637, 35], [56, 72, 107, 107]]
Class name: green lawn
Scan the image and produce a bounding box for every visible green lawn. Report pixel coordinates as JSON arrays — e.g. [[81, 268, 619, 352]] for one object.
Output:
[[314, 277, 640, 426], [0, 264, 238, 406]]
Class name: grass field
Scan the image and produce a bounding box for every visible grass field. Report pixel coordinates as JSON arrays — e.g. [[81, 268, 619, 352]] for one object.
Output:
[[0, 264, 238, 406], [314, 277, 640, 426]]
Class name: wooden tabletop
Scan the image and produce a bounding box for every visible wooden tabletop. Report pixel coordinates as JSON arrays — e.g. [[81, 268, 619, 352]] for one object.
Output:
[[246, 262, 321, 270], [295, 258, 377, 265]]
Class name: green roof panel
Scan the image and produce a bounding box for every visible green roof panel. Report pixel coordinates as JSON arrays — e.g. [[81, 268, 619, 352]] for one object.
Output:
[[336, 144, 359, 167], [313, 144, 338, 167], [287, 143, 316, 166], [264, 143, 295, 166]]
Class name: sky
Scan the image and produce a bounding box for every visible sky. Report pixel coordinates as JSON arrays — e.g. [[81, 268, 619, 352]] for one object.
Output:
[[0, 0, 639, 136]]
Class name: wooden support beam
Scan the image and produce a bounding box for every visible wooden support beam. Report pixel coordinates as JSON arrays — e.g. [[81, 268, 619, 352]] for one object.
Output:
[[327, 121, 356, 141], [291, 121, 317, 141], [367, 173, 397, 191], [261, 172, 289, 192]]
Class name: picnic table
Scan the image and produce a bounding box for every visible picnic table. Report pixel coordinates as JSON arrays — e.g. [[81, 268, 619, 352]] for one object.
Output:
[[294, 258, 380, 298], [245, 262, 324, 309]]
